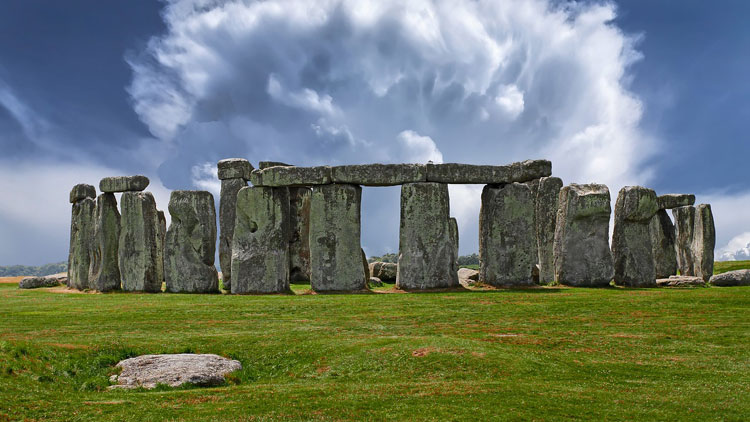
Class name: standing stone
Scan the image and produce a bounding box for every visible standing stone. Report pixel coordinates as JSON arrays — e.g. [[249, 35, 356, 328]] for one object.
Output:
[[217, 158, 253, 181], [164, 191, 219, 293], [309, 184, 366, 292], [612, 186, 659, 287], [119, 191, 162, 292], [524, 179, 540, 265], [535, 177, 563, 284], [289, 187, 312, 282], [88, 193, 121, 292], [69, 183, 96, 203], [553, 184, 614, 287], [649, 210, 677, 279], [157, 210, 166, 286], [479, 183, 536, 286], [692, 204, 715, 282], [219, 178, 247, 291], [231, 187, 290, 294], [396, 183, 458, 290], [69, 193, 96, 290], [449, 217, 459, 276], [672, 206, 696, 276]]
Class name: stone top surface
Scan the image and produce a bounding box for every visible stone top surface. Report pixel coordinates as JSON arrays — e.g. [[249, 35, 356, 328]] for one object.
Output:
[[218, 158, 254, 180], [249, 159, 552, 187], [100, 175, 150, 193], [258, 161, 292, 169], [615, 186, 658, 222], [657, 194, 696, 210], [109, 354, 241, 390], [70, 183, 96, 203], [561, 183, 611, 218]]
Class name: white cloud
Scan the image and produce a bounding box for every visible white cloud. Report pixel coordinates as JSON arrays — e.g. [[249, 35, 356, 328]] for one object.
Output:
[[717, 232, 750, 261], [699, 190, 750, 261], [397, 130, 443, 164], [190, 162, 221, 196], [494, 84, 525, 119]]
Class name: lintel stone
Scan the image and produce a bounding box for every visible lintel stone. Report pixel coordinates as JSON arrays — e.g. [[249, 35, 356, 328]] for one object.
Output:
[[218, 158, 253, 180], [331, 164, 426, 186], [70, 183, 96, 203], [250, 166, 332, 187], [100, 175, 150, 193], [658, 194, 696, 210], [425, 159, 551, 184]]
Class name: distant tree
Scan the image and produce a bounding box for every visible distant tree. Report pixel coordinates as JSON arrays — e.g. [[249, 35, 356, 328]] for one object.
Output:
[[457, 253, 479, 266], [0, 261, 67, 277], [367, 252, 398, 263]]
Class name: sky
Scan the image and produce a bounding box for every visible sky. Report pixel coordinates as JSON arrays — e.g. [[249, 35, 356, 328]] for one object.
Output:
[[0, 0, 748, 266]]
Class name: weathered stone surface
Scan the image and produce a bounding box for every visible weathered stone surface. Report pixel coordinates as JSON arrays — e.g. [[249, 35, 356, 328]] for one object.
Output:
[[612, 186, 659, 287], [524, 179, 540, 267], [18, 276, 61, 289], [369, 262, 397, 282], [259, 161, 292, 169], [68, 197, 96, 290], [156, 210, 166, 285], [397, 183, 458, 290], [119, 191, 162, 292], [457, 268, 479, 281], [426, 159, 551, 184], [250, 166, 331, 187], [368, 277, 384, 288], [330, 164, 426, 186], [109, 354, 241, 390], [100, 175, 149, 193], [69, 183, 96, 203], [449, 217, 459, 275], [692, 204, 715, 282], [217, 158, 253, 180], [362, 249, 370, 280], [553, 184, 614, 287], [164, 191, 219, 293], [657, 194, 695, 210], [88, 193, 121, 292], [649, 210, 677, 279], [479, 183, 536, 286], [656, 275, 706, 287], [710, 269, 750, 286], [231, 187, 290, 294], [309, 184, 366, 292], [672, 206, 696, 276], [218, 178, 247, 291], [535, 177, 563, 284], [289, 187, 312, 282]]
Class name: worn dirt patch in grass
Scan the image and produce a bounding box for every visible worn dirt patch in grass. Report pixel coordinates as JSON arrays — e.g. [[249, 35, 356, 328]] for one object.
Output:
[[0, 276, 24, 284]]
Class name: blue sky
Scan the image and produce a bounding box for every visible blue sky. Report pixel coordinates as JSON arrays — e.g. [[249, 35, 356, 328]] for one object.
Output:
[[1, 0, 748, 266]]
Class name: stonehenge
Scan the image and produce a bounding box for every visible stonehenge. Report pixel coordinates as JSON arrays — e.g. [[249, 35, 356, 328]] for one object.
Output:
[[67, 159, 720, 295]]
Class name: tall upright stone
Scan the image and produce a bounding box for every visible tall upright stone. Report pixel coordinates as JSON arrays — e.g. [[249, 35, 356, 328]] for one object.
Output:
[[649, 210, 677, 279], [553, 184, 614, 287], [217, 158, 252, 292], [231, 186, 290, 294], [612, 186, 659, 287], [119, 191, 162, 292], [309, 184, 366, 292], [396, 183, 458, 290], [479, 183, 536, 287], [535, 177, 563, 284], [68, 184, 96, 290], [289, 187, 312, 282], [164, 191, 219, 293], [156, 210, 166, 285], [672, 206, 696, 276], [449, 217, 459, 276], [693, 204, 715, 282], [524, 179, 540, 265], [89, 193, 121, 292]]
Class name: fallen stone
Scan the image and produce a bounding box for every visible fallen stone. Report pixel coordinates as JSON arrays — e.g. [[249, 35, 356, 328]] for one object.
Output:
[[369, 262, 397, 282], [69, 196, 96, 290], [46, 272, 68, 284], [69, 183, 96, 203], [692, 204, 715, 282], [612, 186, 659, 287], [219, 177, 247, 291], [309, 184, 366, 292], [397, 183, 459, 290], [231, 187, 290, 294], [657, 194, 695, 210], [89, 193, 121, 292], [18, 276, 61, 289], [425, 159, 551, 184], [479, 182, 536, 286], [217, 158, 253, 180], [672, 206, 696, 276], [164, 191, 219, 293], [457, 268, 479, 281], [649, 210, 678, 279], [99, 175, 149, 193], [710, 269, 750, 286], [368, 277, 384, 288], [250, 166, 331, 187], [119, 191, 162, 292], [109, 354, 241, 390], [289, 187, 312, 282], [553, 184, 614, 287], [535, 177, 563, 284], [656, 275, 706, 287], [258, 161, 292, 169], [330, 164, 426, 186]]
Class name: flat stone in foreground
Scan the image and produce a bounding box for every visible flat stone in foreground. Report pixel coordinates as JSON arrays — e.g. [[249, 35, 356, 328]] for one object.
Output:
[[709, 269, 750, 286], [656, 276, 706, 287], [109, 354, 241, 390], [19, 276, 62, 289], [426, 159, 551, 184], [217, 158, 253, 180], [100, 175, 149, 193], [69, 183, 96, 203], [657, 194, 695, 210], [250, 166, 331, 187], [330, 164, 426, 186]]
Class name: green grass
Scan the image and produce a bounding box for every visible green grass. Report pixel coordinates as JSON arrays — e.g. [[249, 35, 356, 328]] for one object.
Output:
[[1, 282, 748, 421], [714, 260, 750, 275]]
